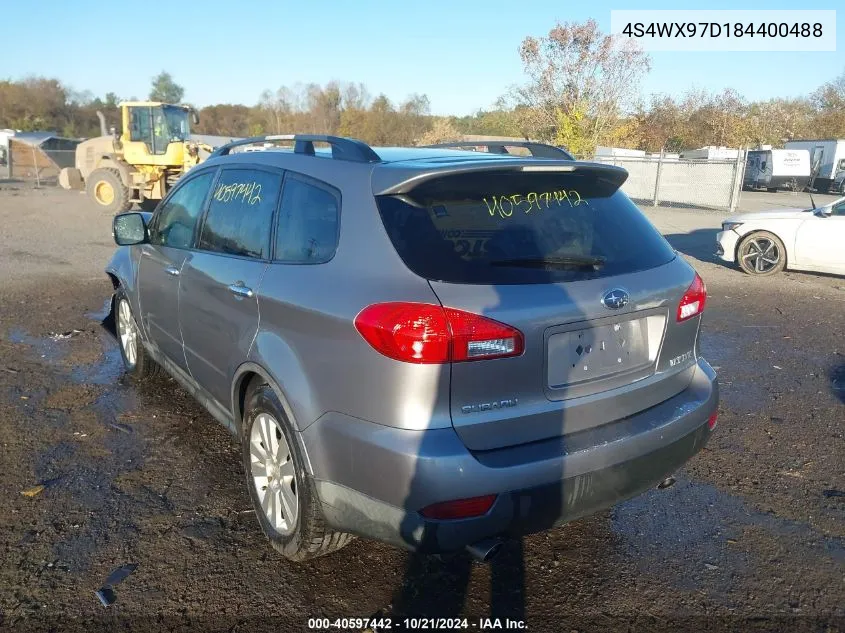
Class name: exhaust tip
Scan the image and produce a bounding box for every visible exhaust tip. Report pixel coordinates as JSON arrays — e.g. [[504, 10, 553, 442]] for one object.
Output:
[[466, 538, 504, 563]]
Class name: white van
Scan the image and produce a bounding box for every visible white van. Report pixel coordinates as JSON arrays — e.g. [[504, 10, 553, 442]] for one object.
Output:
[[743, 148, 811, 192]]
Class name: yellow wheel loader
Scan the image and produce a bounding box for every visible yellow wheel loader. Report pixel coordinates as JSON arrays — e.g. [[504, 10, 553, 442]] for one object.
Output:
[[59, 102, 213, 213]]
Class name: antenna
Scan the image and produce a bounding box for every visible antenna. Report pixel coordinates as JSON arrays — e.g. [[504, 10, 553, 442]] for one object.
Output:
[[809, 190, 816, 209]]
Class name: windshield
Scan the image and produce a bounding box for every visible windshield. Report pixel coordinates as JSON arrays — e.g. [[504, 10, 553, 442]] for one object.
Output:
[[156, 105, 190, 142]]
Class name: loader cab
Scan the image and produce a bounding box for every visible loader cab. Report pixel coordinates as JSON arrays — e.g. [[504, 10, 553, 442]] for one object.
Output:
[[120, 101, 194, 163]]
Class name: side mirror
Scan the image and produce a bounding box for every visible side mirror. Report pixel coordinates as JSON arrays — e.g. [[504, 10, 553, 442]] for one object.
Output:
[[113, 212, 148, 246], [191, 110, 200, 126]]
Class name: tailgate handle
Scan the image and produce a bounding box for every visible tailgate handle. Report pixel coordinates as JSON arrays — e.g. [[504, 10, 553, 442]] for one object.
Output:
[[228, 283, 254, 299]]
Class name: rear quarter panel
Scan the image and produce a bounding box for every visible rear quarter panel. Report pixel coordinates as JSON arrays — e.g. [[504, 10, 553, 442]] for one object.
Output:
[[247, 173, 452, 433]]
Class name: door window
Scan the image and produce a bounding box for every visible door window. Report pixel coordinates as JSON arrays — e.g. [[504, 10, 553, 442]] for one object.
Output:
[[831, 200, 845, 217], [149, 170, 215, 249], [198, 168, 282, 259], [274, 175, 340, 263], [129, 106, 153, 152]]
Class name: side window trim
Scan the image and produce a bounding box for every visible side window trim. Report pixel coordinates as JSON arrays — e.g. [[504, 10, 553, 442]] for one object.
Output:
[[195, 163, 285, 261], [149, 166, 219, 249], [193, 166, 225, 250], [271, 171, 342, 263]]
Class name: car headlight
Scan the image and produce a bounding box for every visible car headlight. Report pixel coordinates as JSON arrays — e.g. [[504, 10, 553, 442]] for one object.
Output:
[[722, 222, 743, 231]]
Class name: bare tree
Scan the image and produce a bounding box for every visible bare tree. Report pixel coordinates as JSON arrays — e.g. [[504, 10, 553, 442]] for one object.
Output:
[[511, 19, 650, 149], [810, 68, 845, 137]]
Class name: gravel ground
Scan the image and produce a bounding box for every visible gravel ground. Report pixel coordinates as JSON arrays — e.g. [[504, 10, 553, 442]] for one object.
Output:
[[0, 185, 843, 633]]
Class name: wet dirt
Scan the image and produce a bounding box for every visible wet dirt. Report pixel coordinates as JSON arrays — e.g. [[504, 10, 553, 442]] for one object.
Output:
[[0, 189, 843, 632]]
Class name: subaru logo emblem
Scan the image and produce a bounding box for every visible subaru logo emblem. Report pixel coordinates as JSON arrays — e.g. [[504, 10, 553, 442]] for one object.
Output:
[[602, 288, 629, 310]]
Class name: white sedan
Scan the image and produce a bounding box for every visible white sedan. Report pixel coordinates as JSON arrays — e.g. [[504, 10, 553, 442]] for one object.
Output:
[[716, 196, 845, 276]]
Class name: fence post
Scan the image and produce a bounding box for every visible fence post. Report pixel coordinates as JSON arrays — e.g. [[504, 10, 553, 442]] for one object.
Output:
[[652, 148, 664, 207], [728, 146, 744, 212], [31, 145, 41, 188]]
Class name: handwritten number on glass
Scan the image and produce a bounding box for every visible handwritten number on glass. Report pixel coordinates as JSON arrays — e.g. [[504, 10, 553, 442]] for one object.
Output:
[[213, 182, 263, 206], [482, 190, 583, 219]]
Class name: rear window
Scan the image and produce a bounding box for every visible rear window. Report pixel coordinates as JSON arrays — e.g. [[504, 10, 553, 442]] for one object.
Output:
[[376, 170, 676, 284]]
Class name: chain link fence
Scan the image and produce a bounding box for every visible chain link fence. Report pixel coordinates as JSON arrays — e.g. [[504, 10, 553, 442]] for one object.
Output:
[[585, 153, 746, 212], [2, 142, 76, 185], [1, 135, 748, 213]]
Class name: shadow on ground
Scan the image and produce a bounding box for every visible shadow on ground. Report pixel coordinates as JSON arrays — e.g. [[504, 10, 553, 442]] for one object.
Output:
[[663, 229, 722, 265], [831, 363, 845, 404]]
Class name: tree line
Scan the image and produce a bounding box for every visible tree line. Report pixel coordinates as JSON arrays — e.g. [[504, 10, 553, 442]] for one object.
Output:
[[1, 21, 843, 154]]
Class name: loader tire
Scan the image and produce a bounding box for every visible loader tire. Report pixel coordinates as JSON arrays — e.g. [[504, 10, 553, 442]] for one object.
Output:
[[87, 168, 132, 214], [59, 167, 83, 190]]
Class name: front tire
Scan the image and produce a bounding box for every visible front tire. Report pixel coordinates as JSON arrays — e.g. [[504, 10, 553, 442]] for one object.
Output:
[[241, 383, 352, 561], [114, 290, 160, 380], [87, 167, 131, 213], [737, 231, 787, 276]]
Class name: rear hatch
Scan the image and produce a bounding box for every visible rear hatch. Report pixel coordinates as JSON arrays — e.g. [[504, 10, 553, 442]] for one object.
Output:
[[375, 163, 704, 451]]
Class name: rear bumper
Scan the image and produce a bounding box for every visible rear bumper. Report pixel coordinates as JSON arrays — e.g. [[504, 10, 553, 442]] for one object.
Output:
[[302, 358, 718, 553], [716, 229, 740, 263]]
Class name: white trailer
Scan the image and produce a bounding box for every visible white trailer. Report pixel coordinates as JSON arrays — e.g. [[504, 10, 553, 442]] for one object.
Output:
[[743, 148, 811, 192], [680, 146, 740, 161], [784, 139, 845, 192], [594, 146, 646, 158]]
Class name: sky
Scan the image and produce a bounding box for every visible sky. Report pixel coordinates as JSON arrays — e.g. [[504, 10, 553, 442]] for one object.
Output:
[[3, 0, 843, 116]]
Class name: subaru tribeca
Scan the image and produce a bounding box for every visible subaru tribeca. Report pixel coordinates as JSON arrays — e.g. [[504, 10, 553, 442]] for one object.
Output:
[[105, 135, 718, 562]]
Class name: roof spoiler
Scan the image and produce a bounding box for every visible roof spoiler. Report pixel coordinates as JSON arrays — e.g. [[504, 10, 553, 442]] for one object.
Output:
[[209, 134, 380, 163], [373, 161, 629, 196], [421, 141, 575, 160]]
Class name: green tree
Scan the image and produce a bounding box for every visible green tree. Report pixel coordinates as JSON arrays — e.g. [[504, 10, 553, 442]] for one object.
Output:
[[554, 103, 593, 156], [149, 71, 185, 103]]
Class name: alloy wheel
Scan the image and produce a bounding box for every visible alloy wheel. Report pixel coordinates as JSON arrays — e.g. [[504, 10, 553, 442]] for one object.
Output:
[[741, 237, 780, 273], [117, 299, 138, 367], [249, 413, 298, 535]]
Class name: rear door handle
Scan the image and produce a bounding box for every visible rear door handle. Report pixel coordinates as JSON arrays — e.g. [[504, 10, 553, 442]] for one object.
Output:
[[228, 283, 254, 298], [165, 265, 180, 277]]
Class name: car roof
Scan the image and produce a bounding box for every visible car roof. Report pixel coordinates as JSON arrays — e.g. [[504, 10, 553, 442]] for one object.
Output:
[[202, 138, 629, 197]]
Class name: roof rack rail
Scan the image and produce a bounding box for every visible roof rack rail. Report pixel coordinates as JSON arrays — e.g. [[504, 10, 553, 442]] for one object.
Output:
[[422, 141, 575, 160], [209, 134, 381, 163]]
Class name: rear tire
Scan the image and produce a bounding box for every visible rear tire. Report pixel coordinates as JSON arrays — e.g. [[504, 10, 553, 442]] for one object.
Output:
[[241, 383, 353, 561], [737, 231, 787, 276], [87, 167, 131, 213], [114, 289, 160, 381]]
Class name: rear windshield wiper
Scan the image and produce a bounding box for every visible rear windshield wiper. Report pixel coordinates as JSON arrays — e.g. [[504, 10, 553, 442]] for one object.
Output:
[[490, 256, 606, 270]]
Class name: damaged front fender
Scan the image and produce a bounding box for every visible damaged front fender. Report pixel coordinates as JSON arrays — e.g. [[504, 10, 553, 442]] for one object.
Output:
[[103, 243, 142, 340]]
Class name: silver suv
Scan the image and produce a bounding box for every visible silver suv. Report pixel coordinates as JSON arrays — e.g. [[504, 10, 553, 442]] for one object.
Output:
[[106, 135, 719, 562]]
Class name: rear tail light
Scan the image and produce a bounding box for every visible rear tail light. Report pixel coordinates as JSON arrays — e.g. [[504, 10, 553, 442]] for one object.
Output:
[[354, 302, 524, 364], [420, 494, 497, 520], [707, 411, 718, 430], [677, 273, 707, 322]]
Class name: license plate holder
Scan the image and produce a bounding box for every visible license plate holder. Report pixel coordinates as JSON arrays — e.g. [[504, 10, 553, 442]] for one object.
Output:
[[547, 317, 651, 388]]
